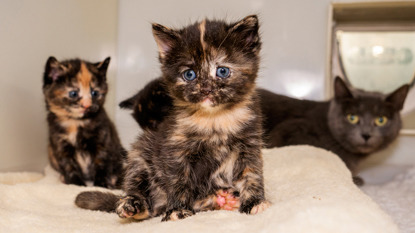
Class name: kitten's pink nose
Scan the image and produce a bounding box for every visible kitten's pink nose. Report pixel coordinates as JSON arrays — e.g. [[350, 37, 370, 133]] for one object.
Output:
[[82, 104, 91, 109], [81, 99, 92, 109]]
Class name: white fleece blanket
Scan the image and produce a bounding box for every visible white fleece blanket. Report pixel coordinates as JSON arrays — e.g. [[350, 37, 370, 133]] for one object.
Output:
[[0, 146, 398, 233]]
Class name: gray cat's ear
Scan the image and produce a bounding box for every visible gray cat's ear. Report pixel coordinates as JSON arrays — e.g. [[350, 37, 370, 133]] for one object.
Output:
[[386, 84, 409, 110], [44, 56, 66, 85], [229, 15, 260, 50], [334, 76, 353, 100], [152, 23, 179, 59], [94, 57, 111, 75]]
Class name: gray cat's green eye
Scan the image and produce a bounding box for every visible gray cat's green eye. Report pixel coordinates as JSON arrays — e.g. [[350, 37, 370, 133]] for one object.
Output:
[[375, 116, 388, 126], [68, 90, 79, 98], [183, 69, 196, 81], [347, 114, 359, 124]]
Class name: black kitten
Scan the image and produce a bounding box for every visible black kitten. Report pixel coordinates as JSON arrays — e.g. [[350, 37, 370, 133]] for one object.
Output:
[[119, 77, 172, 131]]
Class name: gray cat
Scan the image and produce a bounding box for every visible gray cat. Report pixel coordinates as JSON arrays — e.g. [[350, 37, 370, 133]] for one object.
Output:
[[260, 77, 409, 185]]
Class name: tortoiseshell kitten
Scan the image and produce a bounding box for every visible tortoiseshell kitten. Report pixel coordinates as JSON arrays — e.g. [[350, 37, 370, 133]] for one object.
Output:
[[43, 57, 126, 188], [76, 15, 269, 221]]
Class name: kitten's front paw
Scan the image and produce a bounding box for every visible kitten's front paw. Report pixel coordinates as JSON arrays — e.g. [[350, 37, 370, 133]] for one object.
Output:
[[249, 200, 270, 215], [161, 209, 194, 222], [240, 198, 270, 215], [116, 196, 149, 220]]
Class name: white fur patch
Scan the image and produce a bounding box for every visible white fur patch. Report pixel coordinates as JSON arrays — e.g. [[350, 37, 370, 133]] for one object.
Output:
[[76, 152, 91, 177]]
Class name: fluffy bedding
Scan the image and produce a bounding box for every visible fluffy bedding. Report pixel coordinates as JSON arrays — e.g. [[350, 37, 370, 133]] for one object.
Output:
[[0, 146, 398, 233]]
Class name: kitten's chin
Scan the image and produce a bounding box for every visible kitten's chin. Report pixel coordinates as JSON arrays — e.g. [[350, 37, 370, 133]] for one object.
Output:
[[69, 108, 87, 118], [200, 98, 214, 108], [199, 97, 222, 112]]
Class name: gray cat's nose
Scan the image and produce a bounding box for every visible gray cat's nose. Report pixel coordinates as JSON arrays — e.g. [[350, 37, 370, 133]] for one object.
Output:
[[362, 134, 371, 141]]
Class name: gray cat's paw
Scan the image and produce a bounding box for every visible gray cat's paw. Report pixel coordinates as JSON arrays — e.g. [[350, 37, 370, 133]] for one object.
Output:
[[353, 176, 364, 186]]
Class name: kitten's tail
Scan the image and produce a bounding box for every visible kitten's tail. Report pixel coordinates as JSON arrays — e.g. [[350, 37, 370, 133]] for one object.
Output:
[[75, 191, 120, 212]]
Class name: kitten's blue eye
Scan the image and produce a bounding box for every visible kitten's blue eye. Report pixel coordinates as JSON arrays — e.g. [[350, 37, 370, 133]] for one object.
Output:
[[91, 90, 99, 98], [183, 69, 196, 81], [216, 67, 230, 78], [68, 91, 78, 98]]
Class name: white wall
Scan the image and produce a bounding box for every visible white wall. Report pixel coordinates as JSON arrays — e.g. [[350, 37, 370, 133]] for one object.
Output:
[[0, 0, 118, 172]]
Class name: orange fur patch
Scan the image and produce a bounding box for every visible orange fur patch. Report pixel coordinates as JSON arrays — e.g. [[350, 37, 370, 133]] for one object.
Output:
[[77, 62, 92, 89], [199, 19, 207, 55], [176, 99, 254, 135], [77, 62, 92, 108], [49, 103, 68, 117]]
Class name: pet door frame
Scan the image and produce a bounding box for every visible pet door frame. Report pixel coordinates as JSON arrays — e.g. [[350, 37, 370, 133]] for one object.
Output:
[[326, 1, 415, 136]]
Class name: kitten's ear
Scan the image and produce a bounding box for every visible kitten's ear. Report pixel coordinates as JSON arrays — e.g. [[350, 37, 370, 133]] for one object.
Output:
[[44, 56, 65, 85], [229, 15, 260, 51], [385, 84, 409, 110], [95, 57, 111, 75], [334, 76, 353, 100], [152, 23, 179, 59]]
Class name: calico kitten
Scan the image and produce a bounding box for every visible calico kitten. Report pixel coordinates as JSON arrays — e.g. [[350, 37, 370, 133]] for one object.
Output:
[[76, 15, 269, 221], [260, 77, 409, 185], [43, 57, 126, 188]]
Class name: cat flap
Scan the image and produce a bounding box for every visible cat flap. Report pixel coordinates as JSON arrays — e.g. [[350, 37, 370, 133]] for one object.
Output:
[[385, 84, 409, 110]]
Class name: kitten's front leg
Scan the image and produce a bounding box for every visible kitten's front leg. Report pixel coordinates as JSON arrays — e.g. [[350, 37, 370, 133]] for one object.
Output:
[[162, 161, 197, 221], [93, 151, 123, 189], [235, 152, 270, 215], [161, 186, 195, 221], [59, 156, 86, 186], [117, 153, 151, 220]]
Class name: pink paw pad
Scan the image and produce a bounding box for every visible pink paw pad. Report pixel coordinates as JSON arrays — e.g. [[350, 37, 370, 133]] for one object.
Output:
[[215, 189, 240, 211]]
